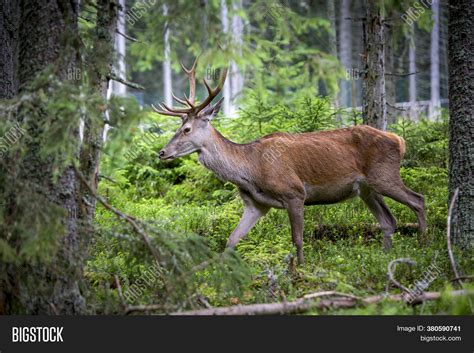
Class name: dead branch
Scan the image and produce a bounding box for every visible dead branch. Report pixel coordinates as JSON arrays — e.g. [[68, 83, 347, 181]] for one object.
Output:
[[125, 304, 165, 315], [114, 275, 127, 310], [108, 73, 145, 90], [386, 71, 419, 77], [115, 29, 141, 43], [114, 275, 165, 314], [74, 166, 161, 264], [387, 102, 408, 112], [387, 258, 416, 293], [170, 290, 472, 315], [447, 188, 462, 286], [302, 291, 359, 301], [450, 275, 474, 283]]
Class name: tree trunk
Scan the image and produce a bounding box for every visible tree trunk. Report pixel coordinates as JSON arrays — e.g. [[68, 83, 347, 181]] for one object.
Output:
[[230, 0, 244, 116], [408, 24, 417, 120], [430, 0, 441, 119], [325, 0, 339, 105], [338, 0, 352, 107], [385, 19, 396, 124], [220, 0, 231, 116], [448, 0, 474, 249], [1, 0, 84, 314], [362, 0, 386, 130], [0, 0, 19, 99], [110, 0, 127, 97], [79, 0, 118, 225], [162, 3, 172, 107]]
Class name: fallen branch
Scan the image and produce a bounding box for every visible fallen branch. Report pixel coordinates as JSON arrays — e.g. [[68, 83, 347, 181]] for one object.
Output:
[[447, 188, 462, 286], [387, 258, 416, 293], [114, 275, 128, 310], [450, 275, 474, 283], [125, 304, 165, 315], [170, 290, 472, 316]]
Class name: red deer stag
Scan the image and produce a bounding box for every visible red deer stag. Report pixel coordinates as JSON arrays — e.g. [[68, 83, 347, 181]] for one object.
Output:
[[154, 58, 426, 264]]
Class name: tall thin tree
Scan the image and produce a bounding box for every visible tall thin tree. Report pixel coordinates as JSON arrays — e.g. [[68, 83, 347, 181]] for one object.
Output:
[[448, 0, 474, 248], [362, 0, 386, 130], [409, 23, 417, 120], [163, 3, 172, 107], [339, 0, 352, 107], [430, 0, 441, 119], [220, 0, 231, 115]]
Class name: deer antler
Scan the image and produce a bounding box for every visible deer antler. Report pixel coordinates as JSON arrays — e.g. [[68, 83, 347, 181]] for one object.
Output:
[[180, 57, 198, 106], [152, 57, 227, 118]]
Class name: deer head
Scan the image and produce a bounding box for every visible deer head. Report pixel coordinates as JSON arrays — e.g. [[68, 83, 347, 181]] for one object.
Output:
[[153, 58, 227, 161]]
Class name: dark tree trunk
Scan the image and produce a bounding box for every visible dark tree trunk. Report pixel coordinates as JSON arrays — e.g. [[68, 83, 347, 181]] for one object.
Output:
[[362, 0, 386, 130], [448, 0, 474, 248], [0, 0, 118, 314], [1, 0, 85, 314], [79, 0, 118, 227], [0, 0, 19, 99]]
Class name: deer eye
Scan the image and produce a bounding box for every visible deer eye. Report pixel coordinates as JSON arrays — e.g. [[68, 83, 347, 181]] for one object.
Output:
[[183, 127, 191, 134]]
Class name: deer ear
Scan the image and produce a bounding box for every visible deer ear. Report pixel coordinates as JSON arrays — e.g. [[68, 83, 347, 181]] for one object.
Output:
[[200, 97, 224, 120]]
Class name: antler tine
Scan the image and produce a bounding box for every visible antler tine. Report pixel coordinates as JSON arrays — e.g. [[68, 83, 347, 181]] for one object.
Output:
[[183, 93, 196, 109], [171, 91, 189, 107], [194, 67, 228, 114], [180, 56, 199, 104], [161, 102, 191, 113], [151, 103, 185, 117]]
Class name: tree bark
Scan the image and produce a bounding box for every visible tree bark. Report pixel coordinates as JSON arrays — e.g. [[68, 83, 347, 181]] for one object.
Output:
[[430, 0, 441, 119], [79, 0, 118, 227], [162, 3, 172, 107], [1, 0, 84, 314], [385, 18, 396, 124], [338, 0, 352, 108], [110, 0, 127, 97], [230, 0, 244, 100], [362, 0, 386, 130], [408, 23, 417, 120], [0, 0, 19, 99], [448, 0, 474, 249], [220, 0, 231, 116]]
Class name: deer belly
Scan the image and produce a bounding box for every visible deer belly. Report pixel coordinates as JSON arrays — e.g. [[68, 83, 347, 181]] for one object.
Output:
[[303, 179, 361, 205]]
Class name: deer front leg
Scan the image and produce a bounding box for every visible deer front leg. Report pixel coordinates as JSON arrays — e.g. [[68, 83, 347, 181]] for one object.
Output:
[[286, 198, 305, 265], [226, 191, 269, 248]]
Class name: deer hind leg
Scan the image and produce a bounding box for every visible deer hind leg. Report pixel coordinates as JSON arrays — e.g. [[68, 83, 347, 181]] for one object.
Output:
[[285, 198, 305, 265], [360, 186, 397, 250], [226, 190, 269, 249], [369, 179, 426, 235]]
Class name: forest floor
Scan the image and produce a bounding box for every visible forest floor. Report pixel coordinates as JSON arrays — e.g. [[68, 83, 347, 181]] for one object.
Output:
[[89, 165, 473, 315]]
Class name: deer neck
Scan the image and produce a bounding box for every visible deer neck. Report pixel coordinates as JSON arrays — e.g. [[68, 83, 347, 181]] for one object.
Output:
[[198, 126, 253, 186]]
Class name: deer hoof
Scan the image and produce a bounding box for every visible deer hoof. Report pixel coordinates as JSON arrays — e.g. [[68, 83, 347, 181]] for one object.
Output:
[[383, 237, 392, 251]]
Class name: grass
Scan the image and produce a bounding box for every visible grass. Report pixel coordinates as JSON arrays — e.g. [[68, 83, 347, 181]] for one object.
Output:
[[88, 166, 474, 315]]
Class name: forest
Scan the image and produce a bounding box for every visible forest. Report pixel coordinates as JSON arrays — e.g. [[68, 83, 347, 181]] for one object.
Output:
[[0, 0, 472, 316]]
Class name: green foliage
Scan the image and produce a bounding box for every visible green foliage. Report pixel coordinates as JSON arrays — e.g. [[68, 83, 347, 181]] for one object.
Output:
[[127, 0, 343, 105], [390, 113, 449, 168]]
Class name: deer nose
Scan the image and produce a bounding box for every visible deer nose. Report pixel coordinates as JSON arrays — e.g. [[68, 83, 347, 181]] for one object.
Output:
[[158, 150, 165, 159]]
